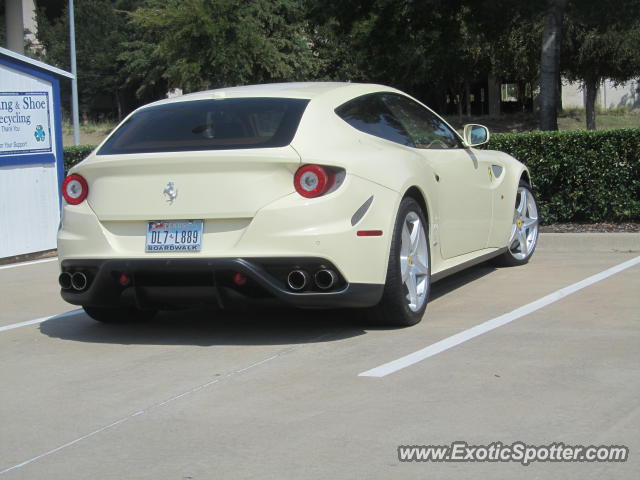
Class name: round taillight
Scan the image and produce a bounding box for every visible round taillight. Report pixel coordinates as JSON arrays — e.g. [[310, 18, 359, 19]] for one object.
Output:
[[62, 174, 88, 205], [294, 164, 333, 198]]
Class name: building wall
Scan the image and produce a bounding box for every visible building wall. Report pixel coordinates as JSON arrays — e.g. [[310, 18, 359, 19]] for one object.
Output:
[[562, 78, 640, 110], [4, 0, 38, 53]]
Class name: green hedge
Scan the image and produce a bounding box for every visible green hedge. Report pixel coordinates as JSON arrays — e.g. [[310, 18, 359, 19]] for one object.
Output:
[[486, 129, 640, 223], [63, 145, 96, 172], [64, 128, 640, 224]]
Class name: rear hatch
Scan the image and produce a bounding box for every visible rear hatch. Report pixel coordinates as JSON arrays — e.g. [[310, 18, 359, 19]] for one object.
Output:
[[81, 148, 300, 221], [79, 96, 308, 221]]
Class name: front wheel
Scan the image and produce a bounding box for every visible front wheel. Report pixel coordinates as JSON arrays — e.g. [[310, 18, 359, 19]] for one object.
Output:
[[365, 197, 430, 327], [83, 306, 156, 323], [494, 182, 539, 267]]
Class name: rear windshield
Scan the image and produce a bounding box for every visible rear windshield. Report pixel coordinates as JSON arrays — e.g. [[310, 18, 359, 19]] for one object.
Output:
[[98, 97, 309, 155]]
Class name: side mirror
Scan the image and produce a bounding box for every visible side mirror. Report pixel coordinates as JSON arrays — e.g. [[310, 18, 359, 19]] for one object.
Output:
[[463, 124, 490, 147]]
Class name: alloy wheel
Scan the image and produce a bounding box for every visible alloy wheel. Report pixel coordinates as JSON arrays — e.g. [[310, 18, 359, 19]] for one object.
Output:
[[508, 186, 539, 260], [400, 211, 429, 312]]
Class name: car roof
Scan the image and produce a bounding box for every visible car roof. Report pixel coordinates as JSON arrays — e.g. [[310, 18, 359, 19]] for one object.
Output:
[[143, 82, 399, 108]]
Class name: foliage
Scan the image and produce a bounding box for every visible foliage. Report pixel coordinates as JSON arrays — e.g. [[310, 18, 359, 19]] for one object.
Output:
[[128, 0, 318, 92], [561, 0, 640, 129], [486, 129, 640, 223], [563, 0, 640, 85], [63, 145, 96, 172], [35, 1, 130, 116], [33, 0, 164, 118], [306, 0, 545, 109], [31, 0, 639, 125], [65, 128, 640, 223]]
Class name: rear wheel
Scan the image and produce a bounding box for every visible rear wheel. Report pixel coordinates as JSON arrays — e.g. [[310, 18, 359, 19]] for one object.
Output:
[[493, 181, 539, 267], [365, 197, 430, 327], [83, 306, 156, 323]]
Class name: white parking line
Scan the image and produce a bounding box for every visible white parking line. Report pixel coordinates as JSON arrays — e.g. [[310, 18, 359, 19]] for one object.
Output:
[[0, 310, 81, 333], [359, 255, 640, 378], [0, 257, 57, 270]]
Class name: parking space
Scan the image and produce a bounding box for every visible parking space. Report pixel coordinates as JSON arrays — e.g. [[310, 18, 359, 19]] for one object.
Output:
[[1, 233, 639, 479]]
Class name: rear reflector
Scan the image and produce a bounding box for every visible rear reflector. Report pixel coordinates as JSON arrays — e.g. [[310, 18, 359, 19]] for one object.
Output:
[[119, 273, 131, 287], [233, 272, 247, 286], [357, 230, 383, 237]]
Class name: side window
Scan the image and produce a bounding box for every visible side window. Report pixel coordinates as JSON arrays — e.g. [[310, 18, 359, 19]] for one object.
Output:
[[381, 94, 462, 149], [335, 94, 413, 147]]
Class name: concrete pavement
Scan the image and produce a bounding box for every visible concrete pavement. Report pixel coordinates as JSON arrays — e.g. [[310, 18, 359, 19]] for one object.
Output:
[[0, 233, 638, 479]]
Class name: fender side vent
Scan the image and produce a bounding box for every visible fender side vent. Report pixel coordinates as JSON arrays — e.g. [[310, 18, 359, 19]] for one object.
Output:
[[351, 195, 374, 226]]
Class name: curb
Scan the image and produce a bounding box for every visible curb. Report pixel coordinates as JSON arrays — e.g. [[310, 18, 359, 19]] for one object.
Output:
[[538, 233, 640, 252]]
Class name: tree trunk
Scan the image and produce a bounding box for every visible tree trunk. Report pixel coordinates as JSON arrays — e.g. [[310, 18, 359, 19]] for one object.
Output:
[[435, 87, 447, 114], [539, 0, 567, 131], [488, 73, 501, 116], [115, 90, 123, 121], [464, 78, 471, 117], [456, 93, 462, 119], [584, 77, 598, 130], [517, 81, 526, 112], [556, 72, 563, 113]]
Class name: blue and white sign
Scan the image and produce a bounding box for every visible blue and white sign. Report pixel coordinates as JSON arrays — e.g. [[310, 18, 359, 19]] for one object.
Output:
[[1, 47, 72, 259], [0, 91, 52, 156]]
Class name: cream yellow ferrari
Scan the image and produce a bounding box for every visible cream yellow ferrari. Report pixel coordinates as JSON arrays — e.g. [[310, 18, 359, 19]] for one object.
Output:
[[57, 82, 539, 326]]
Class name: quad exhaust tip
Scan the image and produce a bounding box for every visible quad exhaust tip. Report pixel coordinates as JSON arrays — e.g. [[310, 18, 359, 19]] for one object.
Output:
[[314, 269, 337, 290], [58, 272, 72, 289], [287, 270, 309, 291], [71, 272, 88, 291]]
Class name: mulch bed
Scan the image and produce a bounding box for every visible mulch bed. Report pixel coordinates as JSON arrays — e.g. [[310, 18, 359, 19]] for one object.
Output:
[[0, 249, 57, 266], [540, 223, 640, 233]]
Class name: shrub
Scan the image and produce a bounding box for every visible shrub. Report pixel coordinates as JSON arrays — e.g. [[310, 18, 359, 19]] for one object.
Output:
[[65, 129, 640, 224], [486, 129, 640, 223], [63, 145, 96, 172]]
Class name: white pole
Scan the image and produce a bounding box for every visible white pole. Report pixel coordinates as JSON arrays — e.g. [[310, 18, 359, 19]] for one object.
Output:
[[69, 0, 80, 145]]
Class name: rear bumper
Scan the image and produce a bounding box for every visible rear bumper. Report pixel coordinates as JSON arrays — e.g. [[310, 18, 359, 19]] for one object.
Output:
[[59, 258, 384, 309], [57, 174, 400, 286]]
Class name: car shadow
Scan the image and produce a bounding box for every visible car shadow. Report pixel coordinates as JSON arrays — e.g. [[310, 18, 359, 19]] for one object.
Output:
[[39, 262, 498, 345], [39, 307, 366, 347], [364, 262, 498, 332], [430, 262, 497, 301]]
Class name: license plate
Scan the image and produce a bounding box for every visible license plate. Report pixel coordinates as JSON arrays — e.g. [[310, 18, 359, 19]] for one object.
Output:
[[146, 220, 203, 252]]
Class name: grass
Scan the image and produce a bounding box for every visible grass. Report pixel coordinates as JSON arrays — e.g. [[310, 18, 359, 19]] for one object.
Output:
[[557, 108, 640, 131], [62, 120, 116, 136], [62, 120, 116, 147], [445, 108, 640, 133]]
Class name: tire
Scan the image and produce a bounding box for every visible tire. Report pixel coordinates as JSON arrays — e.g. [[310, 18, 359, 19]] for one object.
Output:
[[83, 306, 156, 323], [493, 181, 539, 267], [365, 197, 430, 327]]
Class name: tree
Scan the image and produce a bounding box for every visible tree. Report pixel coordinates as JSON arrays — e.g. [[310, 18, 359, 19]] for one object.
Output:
[[460, 1, 543, 116], [35, 0, 148, 119], [307, 0, 480, 108], [487, 8, 543, 111], [129, 0, 318, 92], [539, 0, 567, 131], [562, 0, 640, 129]]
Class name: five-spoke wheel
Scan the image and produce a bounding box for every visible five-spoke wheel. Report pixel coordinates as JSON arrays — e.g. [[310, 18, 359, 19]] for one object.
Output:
[[367, 197, 430, 326], [400, 211, 429, 312], [495, 182, 539, 267]]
